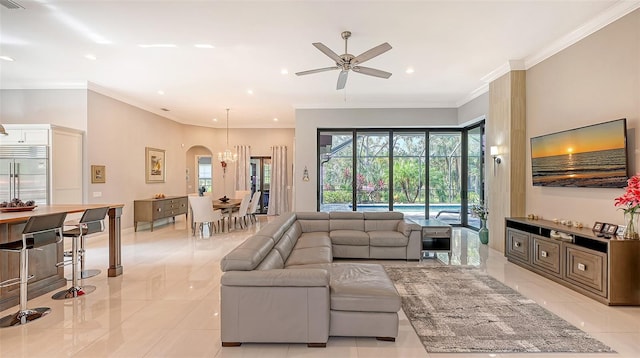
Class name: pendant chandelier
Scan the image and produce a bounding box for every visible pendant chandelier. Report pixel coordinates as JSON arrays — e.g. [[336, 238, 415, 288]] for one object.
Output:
[[217, 108, 237, 163]]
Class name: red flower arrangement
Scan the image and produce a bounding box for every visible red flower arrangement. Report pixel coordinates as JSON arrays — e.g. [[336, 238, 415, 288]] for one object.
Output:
[[614, 174, 640, 239], [221, 161, 227, 173], [614, 174, 640, 213]]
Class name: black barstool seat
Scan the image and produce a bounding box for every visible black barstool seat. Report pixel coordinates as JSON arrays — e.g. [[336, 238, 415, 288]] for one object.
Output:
[[0, 212, 67, 328]]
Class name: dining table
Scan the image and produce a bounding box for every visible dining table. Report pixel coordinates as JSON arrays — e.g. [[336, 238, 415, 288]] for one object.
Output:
[[212, 198, 242, 232]]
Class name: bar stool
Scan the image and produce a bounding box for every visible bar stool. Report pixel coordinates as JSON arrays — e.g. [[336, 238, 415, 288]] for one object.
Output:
[[0, 212, 67, 328], [52, 207, 108, 300]]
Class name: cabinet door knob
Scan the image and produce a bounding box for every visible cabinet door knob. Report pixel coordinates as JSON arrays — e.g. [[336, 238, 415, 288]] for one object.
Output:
[[577, 263, 586, 271], [540, 250, 548, 258], [514, 242, 521, 248]]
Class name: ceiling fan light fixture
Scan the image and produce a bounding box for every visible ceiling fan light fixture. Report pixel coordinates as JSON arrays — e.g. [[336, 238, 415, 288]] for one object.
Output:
[[0, 124, 8, 136], [296, 30, 392, 90]]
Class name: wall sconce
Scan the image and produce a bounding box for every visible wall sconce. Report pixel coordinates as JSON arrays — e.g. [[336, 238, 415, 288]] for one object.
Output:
[[302, 166, 310, 181], [490, 146, 501, 175], [490, 146, 501, 164]]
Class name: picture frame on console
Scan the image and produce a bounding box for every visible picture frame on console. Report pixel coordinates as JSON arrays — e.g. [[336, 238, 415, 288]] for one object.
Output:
[[606, 224, 618, 235], [592, 222, 604, 232]]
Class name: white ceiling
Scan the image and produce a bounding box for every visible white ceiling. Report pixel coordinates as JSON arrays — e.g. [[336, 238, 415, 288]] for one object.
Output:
[[1, 1, 638, 128]]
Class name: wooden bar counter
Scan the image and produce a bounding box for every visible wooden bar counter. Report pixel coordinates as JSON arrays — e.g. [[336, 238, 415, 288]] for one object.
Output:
[[0, 204, 123, 311]]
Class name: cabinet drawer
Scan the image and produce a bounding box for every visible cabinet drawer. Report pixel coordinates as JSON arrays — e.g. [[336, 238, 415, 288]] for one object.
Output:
[[532, 236, 561, 276], [422, 227, 451, 238], [506, 229, 530, 263], [565, 246, 607, 297]]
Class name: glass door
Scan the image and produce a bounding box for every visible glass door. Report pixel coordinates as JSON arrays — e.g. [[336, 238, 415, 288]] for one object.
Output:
[[466, 126, 484, 228], [356, 132, 389, 212], [196, 156, 212, 193], [250, 157, 271, 214], [429, 132, 462, 224], [392, 132, 426, 219]]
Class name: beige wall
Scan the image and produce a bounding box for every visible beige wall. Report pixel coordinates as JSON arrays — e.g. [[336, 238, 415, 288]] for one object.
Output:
[[87, 91, 186, 229], [0, 89, 87, 131], [526, 8, 640, 228]]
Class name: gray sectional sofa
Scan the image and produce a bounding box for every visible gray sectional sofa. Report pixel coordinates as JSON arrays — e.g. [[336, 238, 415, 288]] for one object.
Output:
[[220, 211, 421, 347]]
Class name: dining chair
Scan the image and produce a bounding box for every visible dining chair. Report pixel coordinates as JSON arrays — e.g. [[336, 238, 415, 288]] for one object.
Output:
[[234, 190, 251, 200], [247, 191, 261, 223], [231, 193, 251, 229], [188, 196, 224, 236]]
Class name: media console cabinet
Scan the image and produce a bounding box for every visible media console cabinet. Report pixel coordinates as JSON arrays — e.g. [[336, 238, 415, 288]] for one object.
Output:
[[134, 196, 188, 232], [505, 217, 640, 305]]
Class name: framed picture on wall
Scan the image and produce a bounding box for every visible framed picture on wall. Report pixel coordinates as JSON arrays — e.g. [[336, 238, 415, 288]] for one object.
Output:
[[145, 147, 166, 183], [91, 165, 106, 183]]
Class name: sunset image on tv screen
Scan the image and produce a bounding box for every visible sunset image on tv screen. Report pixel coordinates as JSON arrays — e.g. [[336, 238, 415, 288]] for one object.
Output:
[[530, 119, 628, 187]]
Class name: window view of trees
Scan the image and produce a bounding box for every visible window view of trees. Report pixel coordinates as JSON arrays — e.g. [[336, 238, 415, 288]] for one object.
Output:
[[319, 124, 484, 226]]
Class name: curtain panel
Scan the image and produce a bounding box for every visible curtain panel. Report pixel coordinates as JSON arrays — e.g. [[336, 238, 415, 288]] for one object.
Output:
[[267, 145, 289, 215], [234, 145, 251, 191]]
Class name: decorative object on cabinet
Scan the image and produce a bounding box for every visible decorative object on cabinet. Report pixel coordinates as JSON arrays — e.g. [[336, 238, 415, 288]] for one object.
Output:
[[505, 217, 640, 305], [145, 147, 165, 183], [91, 165, 105, 183], [592, 222, 604, 232]]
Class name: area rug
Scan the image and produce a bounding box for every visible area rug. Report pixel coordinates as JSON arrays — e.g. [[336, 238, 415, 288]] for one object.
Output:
[[384, 265, 615, 353]]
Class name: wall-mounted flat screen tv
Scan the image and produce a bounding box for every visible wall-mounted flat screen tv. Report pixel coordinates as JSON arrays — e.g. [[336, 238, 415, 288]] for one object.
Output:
[[531, 118, 628, 188]]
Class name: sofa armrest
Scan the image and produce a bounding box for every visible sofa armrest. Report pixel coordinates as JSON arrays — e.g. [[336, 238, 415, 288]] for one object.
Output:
[[398, 219, 421, 237], [221, 268, 329, 287]]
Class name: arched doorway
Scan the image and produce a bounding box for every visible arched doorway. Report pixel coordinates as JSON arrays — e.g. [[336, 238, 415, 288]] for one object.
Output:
[[185, 145, 213, 195]]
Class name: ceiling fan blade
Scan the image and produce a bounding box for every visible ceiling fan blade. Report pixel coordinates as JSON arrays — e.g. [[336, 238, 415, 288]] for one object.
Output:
[[295, 66, 340, 76], [336, 70, 348, 90], [352, 66, 392, 79], [352, 42, 392, 64], [312, 42, 344, 64]]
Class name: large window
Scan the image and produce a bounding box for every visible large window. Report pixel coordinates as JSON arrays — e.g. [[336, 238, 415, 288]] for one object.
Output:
[[393, 132, 426, 219], [318, 123, 485, 227], [197, 156, 212, 193], [356, 132, 389, 211], [319, 132, 353, 212]]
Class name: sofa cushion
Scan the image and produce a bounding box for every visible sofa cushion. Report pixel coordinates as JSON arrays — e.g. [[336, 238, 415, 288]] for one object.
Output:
[[330, 230, 369, 245], [368, 231, 409, 247], [295, 232, 332, 249], [365, 219, 400, 232], [257, 213, 297, 244], [255, 250, 285, 270], [220, 235, 275, 271], [274, 222, 302, 260], [296, 212, 330, 233], [329, 212, 365, 231], [285, 246, 332, 267], [329, 263, 401, 313], [363, 212, 404, 220]]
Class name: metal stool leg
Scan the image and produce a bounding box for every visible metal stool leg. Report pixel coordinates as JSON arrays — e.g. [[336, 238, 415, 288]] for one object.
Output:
[[0, 248, 51, 328], [53, 233, 95, 300]]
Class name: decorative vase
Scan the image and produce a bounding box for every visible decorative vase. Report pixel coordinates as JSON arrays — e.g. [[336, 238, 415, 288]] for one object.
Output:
[[623, 210, 639, 239], [478, 219, 489, 245]]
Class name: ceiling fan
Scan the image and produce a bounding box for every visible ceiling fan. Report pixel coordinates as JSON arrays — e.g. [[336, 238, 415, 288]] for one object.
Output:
[[296, 31, 392, 90]]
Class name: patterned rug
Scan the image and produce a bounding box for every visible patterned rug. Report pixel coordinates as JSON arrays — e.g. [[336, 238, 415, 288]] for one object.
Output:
[[384, 265, 615, 353]]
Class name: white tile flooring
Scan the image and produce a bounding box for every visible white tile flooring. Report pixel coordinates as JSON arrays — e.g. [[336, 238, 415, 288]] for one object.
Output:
[[0, 216, 639, 357]]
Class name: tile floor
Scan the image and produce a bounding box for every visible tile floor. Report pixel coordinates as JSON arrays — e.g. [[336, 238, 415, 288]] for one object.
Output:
[[0, 217, 639, 357]]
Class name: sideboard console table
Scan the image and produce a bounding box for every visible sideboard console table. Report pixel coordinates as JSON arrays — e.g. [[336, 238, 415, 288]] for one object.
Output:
[[134, 196, 188, 232], [505, 217, 640, 305]]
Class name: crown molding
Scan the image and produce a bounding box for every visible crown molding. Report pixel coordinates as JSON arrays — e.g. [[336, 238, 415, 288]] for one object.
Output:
[[525, 0, 640, 69], [458, 0, 640, 108]]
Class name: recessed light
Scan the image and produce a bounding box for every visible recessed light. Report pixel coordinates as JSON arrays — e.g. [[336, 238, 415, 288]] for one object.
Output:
[[85, 54, 97, 60], [281, 68, 288, 75], [273, 118, 278, 122], [194, 44, 215, 49], [138, 44, 177, 48], [406, 67, 415, 74], [0, 56, 15, 62], [157, 90, 165, 95], [247, 89, 254, 95]]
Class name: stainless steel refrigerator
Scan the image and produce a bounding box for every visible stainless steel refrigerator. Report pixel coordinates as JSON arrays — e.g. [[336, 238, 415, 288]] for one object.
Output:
[[0, 145, 49, 205]]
